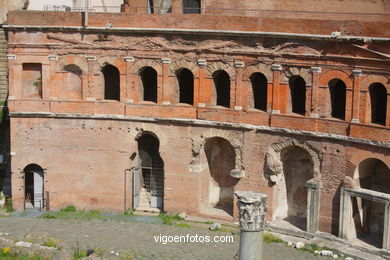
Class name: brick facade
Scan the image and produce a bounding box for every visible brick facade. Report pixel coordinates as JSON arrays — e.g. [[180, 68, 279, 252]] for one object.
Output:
[[4, 3, 390, 249]]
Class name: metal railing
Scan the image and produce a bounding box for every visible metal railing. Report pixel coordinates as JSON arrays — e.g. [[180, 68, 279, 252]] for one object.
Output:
[[42, 5, 390, 18]]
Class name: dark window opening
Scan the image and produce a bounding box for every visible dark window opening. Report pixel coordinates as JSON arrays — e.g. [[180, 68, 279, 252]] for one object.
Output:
[[177, 68, 194, 105], [369, 83, 387, 125], [213, 70, 230, 108], [250, 72, 268, 111], [141, 67, 158, 103], [102, 64, 120, 101], [329, 79, 346, 120], [183, 0, 201, 14], [289, 76, 306, 115], [148, 0, 154, 13]]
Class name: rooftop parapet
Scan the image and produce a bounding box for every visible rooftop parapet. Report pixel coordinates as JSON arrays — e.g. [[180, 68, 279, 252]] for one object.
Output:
[[5, 10, 390, 38]]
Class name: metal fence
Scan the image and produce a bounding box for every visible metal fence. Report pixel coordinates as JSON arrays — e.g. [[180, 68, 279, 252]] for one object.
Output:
[[42, 5, 390, 18]]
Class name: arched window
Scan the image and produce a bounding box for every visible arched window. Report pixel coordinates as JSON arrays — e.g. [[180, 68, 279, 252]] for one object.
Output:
[[328, 79, 346, 120], [22, 63, 42, 99], [369, 83, 387, 125], [183, 0, 201, 14], [177, 68, 194, 105], [63, 64, 82, 100], [250, 72, 267, 111], [102, 64, 120, 101], [213, 70, 230, 108], [289, 76, 306, 115], [140, 67, 158, 103]]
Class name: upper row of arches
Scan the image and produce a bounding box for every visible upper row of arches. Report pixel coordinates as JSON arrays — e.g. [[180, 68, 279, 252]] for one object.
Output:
[[21, 60, 390, 127]]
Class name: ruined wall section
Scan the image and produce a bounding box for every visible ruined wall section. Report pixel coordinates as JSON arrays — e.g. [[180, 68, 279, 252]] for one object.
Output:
[[9, 116, 390, 231]]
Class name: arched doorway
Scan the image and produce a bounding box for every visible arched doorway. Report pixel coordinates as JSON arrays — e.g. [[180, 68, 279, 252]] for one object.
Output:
[[278, 146, 314, 230], [24, 164, 44, 209], [204, 137, 238, 216], [352, 158, 390, 247], [136, 133, 164, 212]]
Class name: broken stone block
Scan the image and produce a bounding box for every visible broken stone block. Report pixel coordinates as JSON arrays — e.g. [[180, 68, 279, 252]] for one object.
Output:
[[209, 222, 221, 231]]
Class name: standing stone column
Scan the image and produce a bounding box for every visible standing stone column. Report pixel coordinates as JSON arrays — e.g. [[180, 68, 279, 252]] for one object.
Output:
[[235, 191, 267, 260]]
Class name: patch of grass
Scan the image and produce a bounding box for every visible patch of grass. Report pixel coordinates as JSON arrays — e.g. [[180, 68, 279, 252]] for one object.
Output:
[[158, 213, 182, 225], [176, 223, 191, 228], [59, 205, 76, 212], [39, 213, 57, 219], [42, 238, 61, 249], [40, 209, 104, 221], [0, 247, 48, 260], [263, 233, 284, 243], [203, 221, 213, 225]]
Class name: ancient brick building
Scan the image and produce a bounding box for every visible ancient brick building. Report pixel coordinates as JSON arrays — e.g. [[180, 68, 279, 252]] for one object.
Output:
[[3, 0, 390, 253]]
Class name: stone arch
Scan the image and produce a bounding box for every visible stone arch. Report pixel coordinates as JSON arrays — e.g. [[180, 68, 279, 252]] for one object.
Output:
[[319, 69, 353, 89], [264, 138, 321, 183], [206, 61, 236, 80], [203, 136, 239, 216], [281, 67, 312, 86], [318, 70, 353, 118], [266, 138, 320, 231], [60, 64, 83, 100], [190, 129, 244, 173], [347, 158, 390, 247], [96, 57, 126, 75], [243, 63, 272, 83], [361, 75, 390, 92], [56, 55, 88, 74], [169, 60, 199, 77], [132, 59, 162, 75]]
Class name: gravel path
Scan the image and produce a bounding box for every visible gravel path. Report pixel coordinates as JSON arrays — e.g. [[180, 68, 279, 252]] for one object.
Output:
[[0, 217, 322, 259]]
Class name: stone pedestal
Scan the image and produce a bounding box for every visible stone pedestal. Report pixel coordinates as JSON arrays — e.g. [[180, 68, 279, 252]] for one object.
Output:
[[235, 191, 267, 260]]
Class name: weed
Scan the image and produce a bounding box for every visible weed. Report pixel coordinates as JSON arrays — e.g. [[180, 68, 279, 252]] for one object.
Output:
[[19, 211, 27, 217], [263, 233, 284, 243], [176, 223, 191, 228], [203, 221, 213, 225], [5, 198, 14, 213], [42, 238, 61, 249], [60, 205, 76, 212], [94, 248, 105, 257], [72, 243, 87, 260], [158, 213, 182, 225], [39, 213, 56, 219], [124, 209, 134, 216]]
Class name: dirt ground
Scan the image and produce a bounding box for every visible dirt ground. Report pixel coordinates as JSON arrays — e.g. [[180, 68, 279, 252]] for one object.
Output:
[[0, 216, 325, 260]]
